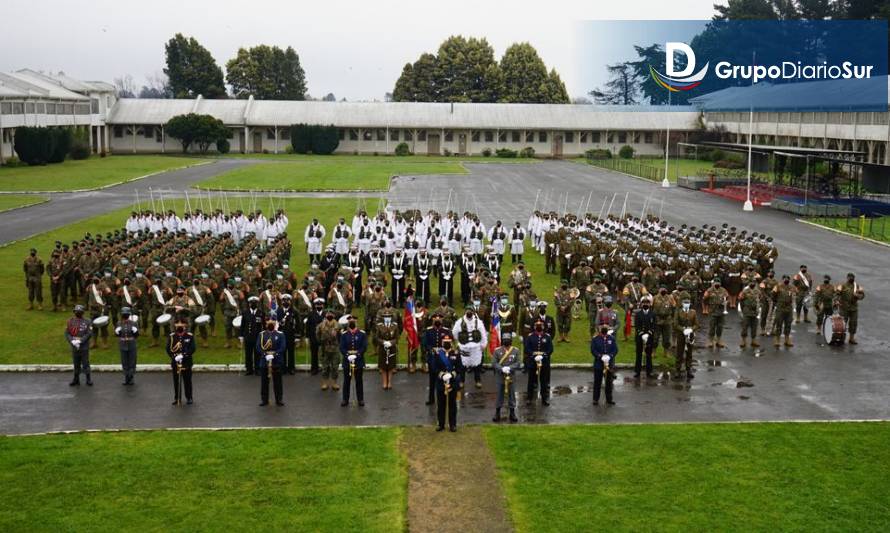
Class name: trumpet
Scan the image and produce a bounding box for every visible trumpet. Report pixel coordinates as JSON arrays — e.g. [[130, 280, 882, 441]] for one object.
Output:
[[722, 296, 729, 315]]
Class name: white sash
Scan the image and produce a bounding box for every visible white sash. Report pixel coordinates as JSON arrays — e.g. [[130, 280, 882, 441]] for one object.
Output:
[[798, 271, 811, 290], [264, 289, 272, 306], [92, 284, 105, 307], [224, 288, 237, 308], [298, 289, 312, 309], [123, 286, 132, 306], [334, 289, 345, 307], [152, 285, 166, 306], [191, 286, 205, 307]]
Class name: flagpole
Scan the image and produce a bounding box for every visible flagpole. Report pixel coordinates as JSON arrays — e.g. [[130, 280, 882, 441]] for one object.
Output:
[[661, 89, 671, 188], [743, 52, 756, 212]]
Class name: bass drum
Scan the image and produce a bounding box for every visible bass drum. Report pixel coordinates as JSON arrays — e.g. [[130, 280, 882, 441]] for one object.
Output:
[[822, 314, 846, 345], [231, 315, 242, 328]]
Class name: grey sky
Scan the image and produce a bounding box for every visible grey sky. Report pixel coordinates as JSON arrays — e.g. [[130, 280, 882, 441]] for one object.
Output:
[[1, 0, 715, 101]]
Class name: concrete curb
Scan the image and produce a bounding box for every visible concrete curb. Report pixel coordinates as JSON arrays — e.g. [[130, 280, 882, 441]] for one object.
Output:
[[0, 363, 620, 372], [577, 160, 673, 186], [0, 197, 50, 214], [0, 161, 212, 195], [796, 218, 890, 249]]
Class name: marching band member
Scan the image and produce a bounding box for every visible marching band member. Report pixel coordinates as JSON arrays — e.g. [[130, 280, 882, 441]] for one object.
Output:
[[115, 306, 139, 385], [340, 315, 368, 407], [239, 296, 265, 375], [510, 221, 526, 264], [633, 296, 656, 379], [452, 307, 487, 389], [674, 298, 699, 380], [166, 318, 195, 405], [524, 318, 554, 406], [257, 317, 286, 406], [838, 273, 865, 345], [65, 304, 93, 386], [590, 325, 617, 406], [431, 334, 464, 432]]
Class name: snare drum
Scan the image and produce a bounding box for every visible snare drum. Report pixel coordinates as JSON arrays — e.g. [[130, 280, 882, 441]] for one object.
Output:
[[195, 314, 211, 325], [156, 313, 172, 325]]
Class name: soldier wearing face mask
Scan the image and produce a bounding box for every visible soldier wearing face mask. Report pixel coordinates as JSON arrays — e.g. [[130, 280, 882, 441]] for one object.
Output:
[[651, 285, 675, 355], [673, 298, 699, 380], [239, 296, 266, 375], [759, 270, 778, 336], [772, 275, 797, 348]]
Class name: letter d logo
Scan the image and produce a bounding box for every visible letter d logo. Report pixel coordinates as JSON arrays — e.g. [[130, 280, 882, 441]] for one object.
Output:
[[650, 42, 709, 92], [666, 42, 696, 77]]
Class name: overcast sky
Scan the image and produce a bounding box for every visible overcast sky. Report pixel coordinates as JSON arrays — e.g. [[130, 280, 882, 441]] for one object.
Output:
[[1, 0, 716, 101]]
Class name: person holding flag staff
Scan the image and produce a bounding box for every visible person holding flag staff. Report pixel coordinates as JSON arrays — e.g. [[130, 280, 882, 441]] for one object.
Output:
[[431, 334, 464, 432], [340, 315, 368, 407], [375, 305, 401, 390], [403, 290, 421, 374], [492, 332, 521, 423], [257, 317, 286, 406], [524, 319, 554, 406], [166, 318, 195, 405]]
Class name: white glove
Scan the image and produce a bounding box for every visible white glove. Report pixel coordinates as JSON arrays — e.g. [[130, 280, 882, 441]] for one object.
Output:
[[442, 372, 452, 382], [238, 336, 244, 343], [534, 355, 543, 362], [383, 341, 392, 348], [347, 354, 357, 363], [683, 327, 693, 336], [607, 329, 614, 336], [175, 354, 183, 363], [132, 327, 139, 334], [601, 354, 610, 364], [265, 354, 274, 362], [641, 333, 650, 343], [501, 366, 511, 375], [114, 327, 122, 335], [71, 339, 80, 348]]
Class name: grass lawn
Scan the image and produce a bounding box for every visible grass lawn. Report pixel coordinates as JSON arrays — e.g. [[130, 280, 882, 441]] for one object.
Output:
[[196, 160, 468, 191], [0, 427, 405, 532], [485, 422, 890, 532], [809, 216, 890, 244], [0, 194, 47, 213], [201, 153, 540, 164], [2, 196, 640, 365], [0, 155, 206, 192]]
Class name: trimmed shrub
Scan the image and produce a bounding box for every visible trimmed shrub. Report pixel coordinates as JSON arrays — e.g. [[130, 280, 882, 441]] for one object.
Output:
[[394, 142, 410, 156], [618, 145, 635, 159], [585, 148, 611, 160], [290, 124, 339, 155], [519, 146, 535, 158], [496, 148, 517, 158], [443, 148, 453, 156], [165, 113, 231, 153], [216, 138, 231, 154], [714, 159, 744, 169], [13, 127, 56, 165], [285, 145, 295, 154], [481, 148, 492, 157], [709, 148, 726, 162], [2, 156, 24, 168], [69, 128, 91, 160]]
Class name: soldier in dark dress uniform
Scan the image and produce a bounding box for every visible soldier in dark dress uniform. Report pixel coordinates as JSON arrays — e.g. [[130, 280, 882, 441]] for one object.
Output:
[[166, 318, 195, 405], [431, 334, 464, 432]]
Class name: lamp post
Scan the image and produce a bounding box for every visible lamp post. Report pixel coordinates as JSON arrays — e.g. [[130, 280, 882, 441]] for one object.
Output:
[[743, 51, 756, 212]]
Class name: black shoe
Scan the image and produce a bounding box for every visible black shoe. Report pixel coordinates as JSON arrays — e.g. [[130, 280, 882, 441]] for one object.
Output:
[[186, 399, 193, 405], [122, 380, 129, 386], [310, 369, 320, 375], [542, 400, 550, 406], [634, 373, 641, 379], [358, 401, 365, 407], [646, 373, 656, 379], [85, 377, 93, 386], [509, 410, 518, 422], [245, 371, 254, 376], [69, 380, 79, 387], [607, 400, 616, 405], [449, 427, 457, 432], [425, 400, 434, 406], [259, 401, 269, 406], [525, 399, 532, 406], [288, 370, 296, 375], [276, 401, 285, 406], [687, 373, 695, 381], [493, 409, 502, 422], [593, 400, 599, 405], [340, 401, 348, 407], [436, 426, 445, 432]]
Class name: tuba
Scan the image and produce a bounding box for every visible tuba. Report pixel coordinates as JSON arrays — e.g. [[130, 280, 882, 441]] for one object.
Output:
[[262, 334, 274, 380]]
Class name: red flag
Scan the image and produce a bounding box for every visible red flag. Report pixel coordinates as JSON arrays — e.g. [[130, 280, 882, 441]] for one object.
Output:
[[488, 300, 501, 353], [624, 308, 632, 338], [404, 296, 420, 351]]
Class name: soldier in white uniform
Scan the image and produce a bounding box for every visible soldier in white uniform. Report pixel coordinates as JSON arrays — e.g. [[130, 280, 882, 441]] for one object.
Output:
[[304, 219, 326, 264], [452, 307, 487, 389], [510, 221, 526, 264]]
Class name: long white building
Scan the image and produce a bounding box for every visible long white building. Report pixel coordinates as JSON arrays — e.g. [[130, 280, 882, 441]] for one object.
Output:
[[2, 69, 890, 165]]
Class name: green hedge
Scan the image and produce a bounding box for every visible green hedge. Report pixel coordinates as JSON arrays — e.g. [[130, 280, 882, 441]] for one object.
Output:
[[289, 124, 340, 155]]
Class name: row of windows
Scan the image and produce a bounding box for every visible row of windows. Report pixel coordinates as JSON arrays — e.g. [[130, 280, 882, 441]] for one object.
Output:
[[0, 101, 92, 115], [707, 111, 890, 126]]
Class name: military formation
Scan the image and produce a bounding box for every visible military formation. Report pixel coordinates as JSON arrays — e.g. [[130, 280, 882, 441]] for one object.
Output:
[[28, 205, 866, 430]]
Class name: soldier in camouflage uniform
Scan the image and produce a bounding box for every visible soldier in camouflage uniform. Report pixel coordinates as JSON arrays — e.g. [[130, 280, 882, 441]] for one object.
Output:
[[651, 285, 675, 355], [814, 275, 836, 333], [24, 248, 45, 310], [554, 280, 574, 342], [772, 275, 797, 347], [702, 280, 729, 349], [738, 281, 761, 348], [673, 297, 699, 380], [837, 273, 865, 345], [759, 270, 778, 336], [316, 311, 341, 390]]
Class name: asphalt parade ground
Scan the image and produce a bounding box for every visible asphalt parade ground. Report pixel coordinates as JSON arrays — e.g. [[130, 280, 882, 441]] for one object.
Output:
[[1, 159, 888, 435]]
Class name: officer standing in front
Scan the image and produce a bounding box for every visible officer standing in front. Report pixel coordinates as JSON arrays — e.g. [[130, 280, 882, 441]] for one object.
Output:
[[115, 306, 139, 385], [674, 297, 699, 380], [24, 248, 45, 310], [633, 296, 656, 379], [340, 315, 368, 407], [65, 304, 93, 386], [166, 318, 195, 405], [239, 296, 265, 375], [257, 317, 286, 406], [492, 332, 521, 423], [276, 294, 300, 375], [590, 325, 617, 406], [431, 334, 464, 432], [524, 319, 554, 406]]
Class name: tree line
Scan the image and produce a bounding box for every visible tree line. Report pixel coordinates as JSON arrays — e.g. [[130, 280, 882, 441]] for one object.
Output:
[[114, 34, 569, 104]]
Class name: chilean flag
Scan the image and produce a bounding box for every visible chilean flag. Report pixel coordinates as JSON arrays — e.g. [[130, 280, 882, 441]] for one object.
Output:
[[404, 296, 420, 352], [489, 298, 501, 353]]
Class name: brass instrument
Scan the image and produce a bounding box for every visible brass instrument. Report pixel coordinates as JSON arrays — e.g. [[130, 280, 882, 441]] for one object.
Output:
[[723, 295, 729, 316], [171, 338, 183, 406], [262, 334, 274, 381]]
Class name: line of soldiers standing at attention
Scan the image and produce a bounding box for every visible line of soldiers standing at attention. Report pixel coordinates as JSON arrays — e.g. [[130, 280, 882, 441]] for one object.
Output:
[[51, 206, 866, 427]]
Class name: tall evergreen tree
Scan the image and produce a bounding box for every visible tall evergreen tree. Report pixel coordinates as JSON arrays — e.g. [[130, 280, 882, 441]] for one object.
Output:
[[499, 43, 568, 103], [226, 45, 307, 100], [164, 33, 226, 98], [589, 62, 639, 105]]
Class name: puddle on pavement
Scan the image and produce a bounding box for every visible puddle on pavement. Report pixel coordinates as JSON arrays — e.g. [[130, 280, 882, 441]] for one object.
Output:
[[738, 395, 751, 400], [551, 385, 592, 396], [705, 360, 725, 367], [710, 377, 755, 388]]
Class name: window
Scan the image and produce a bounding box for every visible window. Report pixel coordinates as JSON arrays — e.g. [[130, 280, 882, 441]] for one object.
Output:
[[76, 104, 90, 115], [778, 112, 790, 123], [874, 113, 889, 125], [62, 103, 74, 114], [90, 98, 99, 114], [471, 131, 480, 142], [0, 102, 10, 114], [25, 102, 35, 113], [565, 131, 574, 143], [12, 102, 23, 114], [338, 129, 345, 140], [525, 131, 534, 143], [498, 131, 507, 142], [281, 129, 291, 140], [404, 130, 413, 141], [376, 129, 385, 141], [580, 132, 588, 143], [538, 131, 547, 143], [484, 130, 494, 142], [842, 112, 855, 124], [156, 128, 162, 142], [644, 132, 653, 144], [418, 130, 426, 141], [789, 112, 801, 123], [444, 130, 453, 142], [511, 131, 520, 142], [266, 129, 275, 140], [363, 130, 373, 141], [617, 132, 627, 143], [591, 131, 600, 143], [349, 129, 358, 141], [36, 103, 45, 114], [144, 126, 153, 139], [856, 112, 872, 125], [45, 103, 55, 114], [114, 126, 123, 138], [390, 129, 399, 141]]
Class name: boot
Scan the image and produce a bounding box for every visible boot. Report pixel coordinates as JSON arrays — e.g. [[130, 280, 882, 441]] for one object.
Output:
[[85, 374, 93, 386], [803, 311, 811, 323], [332, 382, 340, 391], [739, 337, 747, 348], [69, 376, 80, 386], [716, 337, 726, 348], [101, 338, 109, 349], [509, 409, 518, 423], [321, 380, 329, 391], [421, 363, 428, 374], [224, 340, 231, 349], [848, 334, 857, 345], [751, 339, 760, 348], [707, 337, 715, 349], [90, 339, 99, 349], [28, 303, 34, 310], [408, 362, 416, 374], [774, 336, 780, 347], [784, 335, 793, 347], [37, 304, 43, 311], [150, 339, 159, 348], [492, 408, 501, 422]]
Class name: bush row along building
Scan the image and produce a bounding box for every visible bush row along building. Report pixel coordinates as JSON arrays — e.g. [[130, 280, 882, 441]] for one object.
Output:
[[2, 69, 890, 165]]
